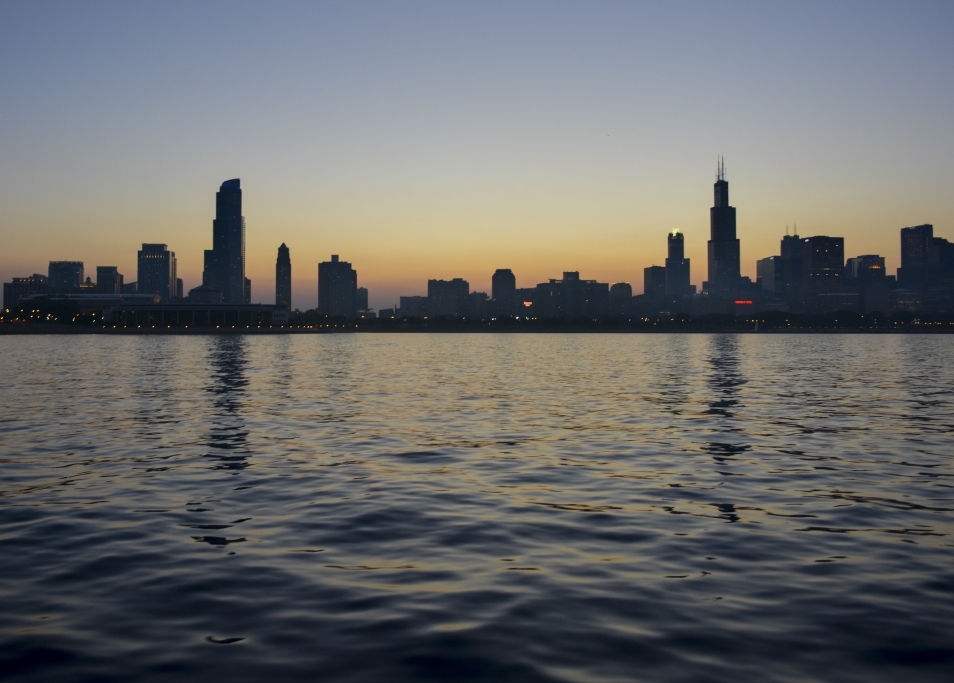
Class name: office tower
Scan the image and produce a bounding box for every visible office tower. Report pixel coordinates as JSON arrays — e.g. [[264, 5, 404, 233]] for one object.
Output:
[[779, 231, 803, 305], [203, 179, 247, 304], [898, 224, 933, 287], [665, 230, 692, 297], [3, 274, 48, 310], [399, 296, 428, 317], [318, 255, 358, 318], [276, 243, 291, 309], [176, 279, 184, 300], [756, 256, 780, 292], [465, 291, 489, 317], [492, 268, 517, 316], [644, 265, 666, 300], [428, 278, 469, 317], [48, 261, 84, 294], [357, 287, 369, 311], [138, 244, 177, 302], [704, 159, 740, 297], [801, 236, 844, 311], [95, 267, 123, 294], [609, 282, 633, 317], [533, 272, 609, 319], [846, 255, 888, 314]]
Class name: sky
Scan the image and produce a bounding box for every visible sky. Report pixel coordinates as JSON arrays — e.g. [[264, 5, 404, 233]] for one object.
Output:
[[1, 1, 952, 310]]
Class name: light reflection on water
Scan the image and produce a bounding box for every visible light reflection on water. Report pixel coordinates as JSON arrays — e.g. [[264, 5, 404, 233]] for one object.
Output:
[[0, 333, 952, 682]]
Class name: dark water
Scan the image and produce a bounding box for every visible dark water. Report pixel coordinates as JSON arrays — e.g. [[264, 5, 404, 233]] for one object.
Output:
[[1, 333, 952, 682]]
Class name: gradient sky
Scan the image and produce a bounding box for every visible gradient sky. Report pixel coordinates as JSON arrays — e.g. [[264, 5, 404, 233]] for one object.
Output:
[[1, 1, 952, 310]]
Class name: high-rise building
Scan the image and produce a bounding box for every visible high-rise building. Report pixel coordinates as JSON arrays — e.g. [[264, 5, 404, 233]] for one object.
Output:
[[276, 243, 291, 309], [609, 282, 633, 317], [138, 244, 177, 302], [3, 274, 48, 310], [96, 267, 123, 294], [704, 159, 740, 297], [491, 269, 517, 316], [643, 265, 666, 300], [898, 224, 933, 287], [801, 236, 846, 311], [356, 287, 369, 311], [318, 255, 358, 318], [846, 254, 888, 313], [779, 232, 803, 306], [756, 256, 780, 292], [532, 272, 609, 319], [665, 230, 692, 297], [48, 261, 84, 294], [898, 224, 954, 288], [428, 278, 469, 317], [203, 179, 248, 304]]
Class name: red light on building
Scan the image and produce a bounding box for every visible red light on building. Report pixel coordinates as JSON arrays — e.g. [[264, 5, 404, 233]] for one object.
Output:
[[734, 300, 753, 305]]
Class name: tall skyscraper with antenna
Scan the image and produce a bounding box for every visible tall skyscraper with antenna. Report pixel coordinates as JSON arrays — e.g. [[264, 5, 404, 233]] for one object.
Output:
[[704, 158, 740, 297], [203, 179, 249, 304]]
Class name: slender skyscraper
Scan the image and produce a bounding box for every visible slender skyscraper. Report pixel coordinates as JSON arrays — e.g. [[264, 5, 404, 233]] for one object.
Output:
[[704, 158, 740, 297], [203, 179, 248, 304], [276, 243, 291, 309], [492, 268, 517, 316], [665, 230, 691, 297]]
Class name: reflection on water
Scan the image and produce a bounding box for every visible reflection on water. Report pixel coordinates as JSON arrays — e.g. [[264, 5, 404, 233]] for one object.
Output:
[[205, 337, 249, 470], [0, 334, 952, 683]]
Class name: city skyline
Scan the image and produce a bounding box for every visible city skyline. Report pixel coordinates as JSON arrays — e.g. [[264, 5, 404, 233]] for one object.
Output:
[[1, 3, 953, 310]]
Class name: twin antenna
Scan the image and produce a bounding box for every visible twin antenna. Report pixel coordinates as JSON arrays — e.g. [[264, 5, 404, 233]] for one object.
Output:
[[716, 155, 726, 182]]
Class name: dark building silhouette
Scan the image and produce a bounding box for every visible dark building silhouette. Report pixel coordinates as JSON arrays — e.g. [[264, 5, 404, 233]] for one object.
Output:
[[465, 291, 489, 317], [492, 268, 517, 316], [846, 254, 888, 313], [515, 288, 535, 314], [276, 243, 291, 309], [665, 229, 692, 297], [318, 255, 358, 318], [48, 261, 84, 294], [643, 265, 666, 300], [428, 278, 469, 317], [95, 267, 123, 295], [188, 284, 223, 304], [399, 295, 428, 317], [801, 236, 852, 312], [3, 274, 48, 310], [898, 224, 954, 288], [533, 272, 608, 319], [609, 282, 633, 317], [898, 224, 933, 287], [704, 158, 740, 297], [138, 244, 177, 302], [756, 256, 780, 293], [204, 179, 249, 304], [779, 232, 803, 306], [357, 287, 369, 311]]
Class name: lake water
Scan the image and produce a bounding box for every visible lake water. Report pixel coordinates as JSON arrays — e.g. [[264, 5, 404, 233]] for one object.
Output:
[[1, 333, 952, 682]]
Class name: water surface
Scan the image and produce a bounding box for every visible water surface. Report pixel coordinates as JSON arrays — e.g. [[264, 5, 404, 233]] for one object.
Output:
[[1, 334, 952, 682]]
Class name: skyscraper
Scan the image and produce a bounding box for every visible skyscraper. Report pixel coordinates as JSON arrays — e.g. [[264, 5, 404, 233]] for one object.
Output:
[[137, 244, 177, 301], [800, 236, 845, 311], [48, 261, 84, 294], [491, 268, 517, 316], [428, 278, 469, 317], [704, 159, 740, 297], [356, 287, 369, 311], [96, 266, 123, 294], [665, 230, 692, 297], [204, 179, 248, 304], [318, 255, 358, 318], [276, 243, 291, 309]]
